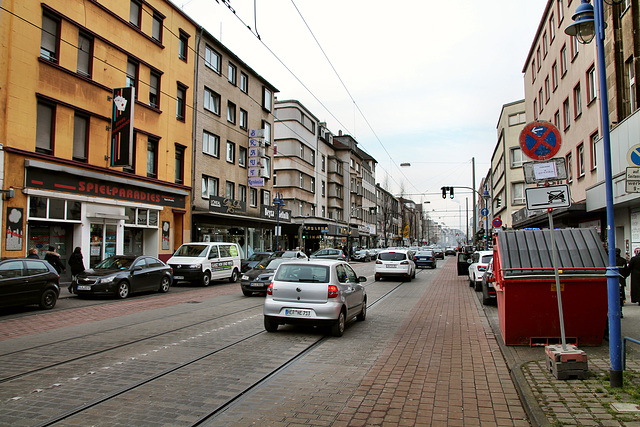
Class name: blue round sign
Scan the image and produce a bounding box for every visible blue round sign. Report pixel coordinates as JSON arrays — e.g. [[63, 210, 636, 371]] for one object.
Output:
[[481, 208, 489, 216], [628, 144, 640, 166]]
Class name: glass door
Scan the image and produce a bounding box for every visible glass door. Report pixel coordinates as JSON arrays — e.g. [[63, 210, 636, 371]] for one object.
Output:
[[90, 222, 119, 267]]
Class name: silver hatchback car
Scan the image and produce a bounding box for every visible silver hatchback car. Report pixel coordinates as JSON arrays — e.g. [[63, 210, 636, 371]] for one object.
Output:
[[263, 260, 367, 337]]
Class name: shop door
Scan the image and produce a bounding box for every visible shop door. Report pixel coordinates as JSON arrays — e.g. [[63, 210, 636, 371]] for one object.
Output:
[[90, 223, 118, 268]]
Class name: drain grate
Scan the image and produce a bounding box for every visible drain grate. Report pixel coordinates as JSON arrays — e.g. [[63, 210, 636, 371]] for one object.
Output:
[[186, 301, 202, 304]]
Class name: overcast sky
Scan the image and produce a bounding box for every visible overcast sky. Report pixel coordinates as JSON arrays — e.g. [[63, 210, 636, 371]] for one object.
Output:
[[177, 0, 549, 229]]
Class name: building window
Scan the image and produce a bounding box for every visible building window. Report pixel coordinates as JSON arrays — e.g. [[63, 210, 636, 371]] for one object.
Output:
[[533, 99, 538, 120], [263, 157, 271, 178], [239, 109, 247, 129], [536, 48, 541, 69], [566, 152, 573, 183], [250, 188, 257, 207], [590, 131, 599, 170], [310, 177, 315, 193], [204, 45, 220, 73], [178, 31, 189, 61], [512, 182, 525, 205], [508, 112, 526, 126], [543, 32, 548, 57], [560, 44, 567, 76], [300, 143, 304, 158], [586, 65, 596, 104], [123, 132, 137, 174], [77, 32, 93, 77], [510, 147, 524, 168], [126, 59, 138, 96], [571, 35, 579, 60], [538, 89, 543, 113], [147, 138, 158, 178], [36, 101, 54, 155], [557, 0, 564, 22], [563, 98, 570, 130], [240, 72, 248, 93], [554, 110, 560, 128], [626, 56, 637, 114], [149, 71, 160, 109], [544, 77, 550, 103], [152, 13, 163, 42], [239, 185, 247, 203], [226, 181, 235, 199], [577, 143, 585, 177], [203, 131, 219, 157], [299, 172, 304, 188], [226, 141, 235, 163], [261, 190, 271, 206], [321, 181, 326, 197], [532, 59, 536, 83], [227, 101, 236, 124], [239, 146, 247, 167], [176, 83, 186, 121], [41, 13, 60, 62], [263, 87, 272, 111], [263, 121, 272, 145], [549, 14, 556, 41], [552, 62, 558, 91], [321, 155, 326, 171], [202, 176, 218, 199], [228, 63, 237, 85], [129, 0, 141, 27], [73, 113, 88, 162], [175, 145, 185, 184], [204, 88, 220, 115], [574, 83, 582, 118]]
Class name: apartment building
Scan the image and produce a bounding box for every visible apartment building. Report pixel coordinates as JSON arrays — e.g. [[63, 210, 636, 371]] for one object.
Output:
[[517, 0, 602, 229], [0, 0, 195, 275], [490, 100, 527, 229], [190, 28, 279, 257]]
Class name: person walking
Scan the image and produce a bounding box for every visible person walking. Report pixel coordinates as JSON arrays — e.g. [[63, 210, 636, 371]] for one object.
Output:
[[626, 247, 640, 304], [26, 248, 39, 259], [67, 247, 85, 293], [44, 246, 66, 275], [616, 248, 628, 317]]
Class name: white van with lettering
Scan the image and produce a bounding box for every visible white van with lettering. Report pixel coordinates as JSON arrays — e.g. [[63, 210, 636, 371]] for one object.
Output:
[[167, 242, 242, 286]]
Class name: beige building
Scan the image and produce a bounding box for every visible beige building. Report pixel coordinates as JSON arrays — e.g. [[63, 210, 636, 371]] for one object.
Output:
[[190, 29, 279, 256]]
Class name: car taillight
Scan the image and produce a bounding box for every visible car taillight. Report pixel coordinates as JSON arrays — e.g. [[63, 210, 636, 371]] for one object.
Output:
[[328, 285, 338, 298], [375, 260, 382, 264], [400, 261, 409, 265], [267, 282, 273, 295]]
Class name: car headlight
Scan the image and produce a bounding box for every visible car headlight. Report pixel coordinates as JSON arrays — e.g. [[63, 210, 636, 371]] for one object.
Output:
[[241, 275, 249, 281], [98, 276, 115, 284], [190, 264, 202, 269]]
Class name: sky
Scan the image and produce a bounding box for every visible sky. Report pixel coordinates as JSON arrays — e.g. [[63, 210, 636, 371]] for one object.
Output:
[[176, 0, 549, 230]]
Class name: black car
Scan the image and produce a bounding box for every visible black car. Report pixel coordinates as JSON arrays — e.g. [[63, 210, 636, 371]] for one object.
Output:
[[414, 250, 436, 269], [241, 251, 275, 272], [240, 257, 291, 296], [433, 247, 445, 259], [72, 255, 173, 299], [0, 258, 60, 310]]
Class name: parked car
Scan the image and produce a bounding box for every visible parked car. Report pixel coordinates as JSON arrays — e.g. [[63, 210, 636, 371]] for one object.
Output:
[[72, 255, 173, 299], [468, 251, 494, 291], [481, 259, 496, 305], [414, 250, 436, 269], [0, 258, 60, 310], [241, 257, 291, 296], [351, 249, 372, 262], [310, 248, 346, 261], [241, 251, 275, 272], [374, 249, 416, 281], [432, 247, 444, 259], [263, 259, 367, 337], [168, 242, 242, 286], [273, 250, 308, 259]]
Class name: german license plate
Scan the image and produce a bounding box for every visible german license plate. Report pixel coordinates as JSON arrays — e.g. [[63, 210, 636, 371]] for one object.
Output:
[[385, 264, 396, 268], [250, 282, 262, 287], [77, 285, 91, 291], [174, 275, 184, 280], [285, 309, 311, 317]]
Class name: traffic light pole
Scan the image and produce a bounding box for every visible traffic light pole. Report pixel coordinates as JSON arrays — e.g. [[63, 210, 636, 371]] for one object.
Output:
[[442, 185, 490, 249]]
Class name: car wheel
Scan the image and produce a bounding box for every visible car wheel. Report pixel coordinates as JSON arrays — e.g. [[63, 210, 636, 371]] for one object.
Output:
[[357, 301, 367, 321], [159, 276, 171, 293], [474, 279, 482, 292], [202, 271, 211, 287], [39, 288, 58, 310], [375, 274, 381, 281], [117, 281, 130, 299], [469, 275, 475, 287], [412, 268, 416, 279], [229, 268, 239, 283], [432, 263, 436, 269], [482, 282, 492, 305], [264, 316, 278, 332], [331, 310, 346, 337], [242, 289, 252, 296]]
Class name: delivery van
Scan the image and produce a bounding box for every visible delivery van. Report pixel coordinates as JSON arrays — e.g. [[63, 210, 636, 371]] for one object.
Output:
[[167, 242, 242, 286]]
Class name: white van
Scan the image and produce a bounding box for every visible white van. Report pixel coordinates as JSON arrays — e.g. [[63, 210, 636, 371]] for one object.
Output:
[[167, 242, 242, 286]]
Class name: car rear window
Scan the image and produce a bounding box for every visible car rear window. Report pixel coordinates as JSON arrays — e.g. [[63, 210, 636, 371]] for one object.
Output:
[[378, 252, 407, 261], [275, 264, 329, 283], [482, 255, 493, 263], [416, 251, 433, 256]]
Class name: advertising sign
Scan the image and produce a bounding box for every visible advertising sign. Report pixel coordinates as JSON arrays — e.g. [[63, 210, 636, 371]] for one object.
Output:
[[110, 87, 135, 167]]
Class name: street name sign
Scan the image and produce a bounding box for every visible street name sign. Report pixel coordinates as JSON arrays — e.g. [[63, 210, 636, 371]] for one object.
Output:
[[525, 184, 571, 210], [626, 167, 640, 193]]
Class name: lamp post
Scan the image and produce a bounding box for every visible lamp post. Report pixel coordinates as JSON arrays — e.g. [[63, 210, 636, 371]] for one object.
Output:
[[482, 187, 491, 250], [273, 192, 284, 251], [565, 0, 623, 387]]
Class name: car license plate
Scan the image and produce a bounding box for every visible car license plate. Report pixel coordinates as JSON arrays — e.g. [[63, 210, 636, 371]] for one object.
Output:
[[285, 309, 311, 317], [250, 282, 262, 287], [174, 275, 184, 280], [385, 264, 396, 268], [77, 285, 91, 291]]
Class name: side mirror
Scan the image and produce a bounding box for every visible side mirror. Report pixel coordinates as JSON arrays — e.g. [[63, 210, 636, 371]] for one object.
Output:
[[358, 276, 367, 282], [467, 259, 473, 264]]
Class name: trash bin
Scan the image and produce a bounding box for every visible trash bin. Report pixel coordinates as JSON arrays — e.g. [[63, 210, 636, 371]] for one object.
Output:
[[493, 228, 608, 346]]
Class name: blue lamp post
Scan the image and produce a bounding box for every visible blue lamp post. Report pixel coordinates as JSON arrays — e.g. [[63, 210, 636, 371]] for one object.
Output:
[[565, 0, 623, 388], [273, 192, 285, 250]]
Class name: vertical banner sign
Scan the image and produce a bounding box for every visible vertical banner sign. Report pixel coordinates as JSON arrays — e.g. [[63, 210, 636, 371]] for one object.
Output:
[[111, 87, 135, 167], [162, 221, 170, 250], [248, 129, 265, 187], [6, 207, 23, 251]]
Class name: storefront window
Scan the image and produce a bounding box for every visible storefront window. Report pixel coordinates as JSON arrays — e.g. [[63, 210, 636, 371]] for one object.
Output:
[[125, 207, 135, 224], [90, 223, 103, 267], [67, 201, 81, 220], [49, 199, 65, 219], [29, 197, 47, 218], [124, 228, 143, 255], [28, 197, 82, 222], [149, 210, 158, 226], [105, 225, 116, 258], [138, 209, 148, 225]]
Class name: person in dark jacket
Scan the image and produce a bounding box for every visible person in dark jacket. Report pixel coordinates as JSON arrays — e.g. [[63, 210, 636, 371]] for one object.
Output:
[[616, 248, 628, 317], [67, 247, 85, 293], [625, 247, 640, 305], [27, 248, 39, 259], [44, 246, 66, 275]]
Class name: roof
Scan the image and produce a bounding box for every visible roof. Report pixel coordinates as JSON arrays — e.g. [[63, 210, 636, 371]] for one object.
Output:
[[495, 228, 607, 278]]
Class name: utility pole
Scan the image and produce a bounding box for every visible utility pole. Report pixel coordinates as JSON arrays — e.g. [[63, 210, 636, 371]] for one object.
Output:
[[466, 197, 469, 245], [472, 157, 477, 244]]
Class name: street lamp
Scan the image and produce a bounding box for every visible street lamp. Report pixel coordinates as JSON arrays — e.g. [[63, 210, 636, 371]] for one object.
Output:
[[482, 187, 490, 250], [565, 0, 622, 387]]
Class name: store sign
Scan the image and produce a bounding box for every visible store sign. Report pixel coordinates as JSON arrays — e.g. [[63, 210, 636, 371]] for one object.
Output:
[[209, 196, 245, 214], [26, 168, 186, 209], [260, 205, 291, 222], [110, 87, 135, 167]]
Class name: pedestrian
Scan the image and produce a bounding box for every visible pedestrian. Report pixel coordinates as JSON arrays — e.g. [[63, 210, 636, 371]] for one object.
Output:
[[44, 245, 66, 275], [615, 248, 628, 317], [67, 247, 85, 293], [26, 248, 39, 259], [625, 247, 640, 305]]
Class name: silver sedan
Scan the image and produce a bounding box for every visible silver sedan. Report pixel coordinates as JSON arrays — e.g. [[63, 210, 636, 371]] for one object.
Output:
[[263, 259, 367, 337]]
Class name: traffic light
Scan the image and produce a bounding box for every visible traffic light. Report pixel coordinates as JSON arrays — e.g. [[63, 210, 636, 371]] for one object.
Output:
[[496, 197, 502, 208], [449, 187, 454, 199], [441, 186, 447, 199]]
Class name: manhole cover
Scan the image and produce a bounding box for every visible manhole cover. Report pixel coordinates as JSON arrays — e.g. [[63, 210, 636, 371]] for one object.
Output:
[[611, 403, 640, 413]]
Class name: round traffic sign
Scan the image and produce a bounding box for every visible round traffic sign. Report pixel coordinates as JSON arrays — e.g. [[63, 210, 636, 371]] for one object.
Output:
[[481, 208, 489, 216], [519, 121, 562, 160], [628, 144, 640, 166], [492, 218, 503, 228]]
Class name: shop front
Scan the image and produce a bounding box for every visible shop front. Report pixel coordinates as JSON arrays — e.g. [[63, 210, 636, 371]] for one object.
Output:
[[6, 159, 189, 280]]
